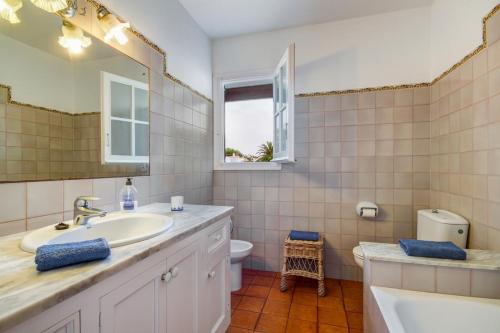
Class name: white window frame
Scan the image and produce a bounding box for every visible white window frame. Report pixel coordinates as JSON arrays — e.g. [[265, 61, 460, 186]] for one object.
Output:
[[101, 71, 149, 164], [213, 70, 282, 171], [272, 44, 295, 163]]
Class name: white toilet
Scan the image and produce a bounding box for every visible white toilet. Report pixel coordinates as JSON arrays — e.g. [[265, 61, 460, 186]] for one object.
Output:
[[230, 240, 253, 291], [353, 209, 469, 269]]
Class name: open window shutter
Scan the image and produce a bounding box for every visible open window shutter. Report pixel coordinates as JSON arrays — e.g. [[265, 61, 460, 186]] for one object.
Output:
[[272, 43, 295, 163]]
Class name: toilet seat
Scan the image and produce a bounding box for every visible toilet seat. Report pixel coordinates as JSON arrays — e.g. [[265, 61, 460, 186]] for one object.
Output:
[[353, 245, 364, 260], [353, 245, 364, 269]]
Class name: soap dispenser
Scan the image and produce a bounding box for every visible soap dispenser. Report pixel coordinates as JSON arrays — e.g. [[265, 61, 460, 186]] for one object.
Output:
[[120, 178, 138, 212]]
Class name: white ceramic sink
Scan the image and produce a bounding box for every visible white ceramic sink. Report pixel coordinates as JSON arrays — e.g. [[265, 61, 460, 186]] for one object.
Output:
[[21, 213, 174, 253]]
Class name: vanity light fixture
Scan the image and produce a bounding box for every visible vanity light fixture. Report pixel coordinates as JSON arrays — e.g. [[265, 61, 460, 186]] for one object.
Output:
[[0, 0, 22, 24], [58, 20, 91, 54], [31, 0, 68, 13], [97, 6, 130, 45]]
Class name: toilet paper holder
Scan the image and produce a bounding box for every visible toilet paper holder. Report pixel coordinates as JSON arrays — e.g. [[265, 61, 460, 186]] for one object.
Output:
[[356, 201, 378, 218]]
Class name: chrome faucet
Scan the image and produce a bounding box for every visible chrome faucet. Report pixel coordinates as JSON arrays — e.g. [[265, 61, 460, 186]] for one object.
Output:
[[73, 196, 107, 226]]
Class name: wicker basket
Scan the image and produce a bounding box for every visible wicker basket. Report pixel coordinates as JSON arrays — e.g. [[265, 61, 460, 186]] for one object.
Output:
[[280, 235, 325, 296]]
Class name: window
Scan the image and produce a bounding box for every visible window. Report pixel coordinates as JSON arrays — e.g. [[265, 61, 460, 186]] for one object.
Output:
[[214, 44, 295, 170], [101, 71, 149, 164]]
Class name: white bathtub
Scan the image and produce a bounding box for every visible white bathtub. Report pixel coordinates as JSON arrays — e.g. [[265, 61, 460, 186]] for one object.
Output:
[[371, 286, 500, 333]]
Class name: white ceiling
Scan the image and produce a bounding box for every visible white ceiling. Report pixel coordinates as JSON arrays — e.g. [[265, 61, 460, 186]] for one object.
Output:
[[178, 0, 435, 38]]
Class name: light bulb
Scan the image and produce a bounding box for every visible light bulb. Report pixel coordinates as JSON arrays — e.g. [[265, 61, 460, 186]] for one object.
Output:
[[97, 7, 130, 45], [58, 20, 91, 55], [0, 0, 22, 24], [31, 0, 68, 13]]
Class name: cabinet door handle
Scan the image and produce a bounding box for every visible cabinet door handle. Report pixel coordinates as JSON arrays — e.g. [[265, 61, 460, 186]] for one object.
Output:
[[161, 271, 172, 282], [171, 266, 179, 278], [208, 271, 216, 279]]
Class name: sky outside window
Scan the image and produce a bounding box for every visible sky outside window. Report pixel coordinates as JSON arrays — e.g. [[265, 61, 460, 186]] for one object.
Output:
[[225, 98, 273, 158]]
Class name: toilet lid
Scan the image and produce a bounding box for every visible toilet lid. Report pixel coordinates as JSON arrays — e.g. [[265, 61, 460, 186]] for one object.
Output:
[[353, 246, 364, 259]]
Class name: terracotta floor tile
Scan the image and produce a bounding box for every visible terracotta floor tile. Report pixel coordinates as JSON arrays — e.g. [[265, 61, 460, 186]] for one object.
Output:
[[246, 285, 271, 298], [226, 326, 254, 333], [346, 312, 363, 329], [262, 299, 291, 317], [269, 288, 293, 303], [253, 276, 275, 287], [255, 313, 288, 333], [232, 294, 243, 309], [243, 275, 256, 285], [243, 268, 258, 275], [285, 318, 317, 333], [231, 270, 363, 332], [295, 280, 321, 294], [231, 309, 260, 330], [325, 279, 340, 288], [293, 291, 318, 306], [340, 280, 362, 288], [318, 324, 349, 333], [341, 287, 362, 301], [254, 270, 277, 278], [317, 296, 343, 310], [233, 285, 249, 296], [238, 296, 266, 313], [318, 308, 347, 327], [349, 329, 363, 333], [344, 298, 363, 313], [324, 286, 343, 298], [289, 303, 318, 322]]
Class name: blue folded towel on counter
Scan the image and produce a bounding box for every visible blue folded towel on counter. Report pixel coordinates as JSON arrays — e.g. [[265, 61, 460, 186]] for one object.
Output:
[[35, 238, 111, 272], [399, 239, 466, 260], [289, 230, 320, 241]]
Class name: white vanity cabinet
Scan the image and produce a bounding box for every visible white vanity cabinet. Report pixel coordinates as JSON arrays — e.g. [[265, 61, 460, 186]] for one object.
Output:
[[99, 261, 167, 333], [5, 217, 231, 333], [165, 241, 200, 333]]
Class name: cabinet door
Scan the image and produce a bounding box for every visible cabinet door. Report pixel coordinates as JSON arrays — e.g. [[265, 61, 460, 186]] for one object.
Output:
[[165, 242, 199, 333], [41, 312, 80, 333], [202, 255, 230, 333], [100, 261, 167, 333]]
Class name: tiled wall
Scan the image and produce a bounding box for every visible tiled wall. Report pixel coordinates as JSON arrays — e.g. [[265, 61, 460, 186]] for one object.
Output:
[[214, 87, 431, 280], [429, 20, 500, 251], [0, 91, 147, 181], [0, 59, 214, 236]]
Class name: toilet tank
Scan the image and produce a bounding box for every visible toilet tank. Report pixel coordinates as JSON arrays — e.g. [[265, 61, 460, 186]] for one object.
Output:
[[417, 209, 469, 248]]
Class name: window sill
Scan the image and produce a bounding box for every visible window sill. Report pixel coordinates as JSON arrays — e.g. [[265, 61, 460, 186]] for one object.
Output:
[[214, 162, 282, 171]]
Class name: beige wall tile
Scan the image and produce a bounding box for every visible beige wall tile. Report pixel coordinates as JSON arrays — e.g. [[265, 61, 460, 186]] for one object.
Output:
[[436, 267, 471, 296], [27, 181, 63, 218], [0, 183, 26, 223], [471, 269, 500, 299], [402, 264, 436, 292], [371, 260, 402, 288]]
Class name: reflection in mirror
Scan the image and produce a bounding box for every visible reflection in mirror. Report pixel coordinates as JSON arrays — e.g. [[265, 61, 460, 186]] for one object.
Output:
[[0, 1, 149, 182]]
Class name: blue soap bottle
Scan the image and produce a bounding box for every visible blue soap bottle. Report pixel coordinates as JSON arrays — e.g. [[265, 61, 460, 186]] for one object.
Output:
[[120, 178, 138, 212]]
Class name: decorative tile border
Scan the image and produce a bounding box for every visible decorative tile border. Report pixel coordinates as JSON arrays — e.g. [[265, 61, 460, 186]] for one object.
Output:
[[297, 3, 499, 98], [85, 0, 212, 103]]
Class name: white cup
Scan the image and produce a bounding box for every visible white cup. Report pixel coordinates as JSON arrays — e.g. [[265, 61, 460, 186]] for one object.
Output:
[[171, 196, 184, 211]]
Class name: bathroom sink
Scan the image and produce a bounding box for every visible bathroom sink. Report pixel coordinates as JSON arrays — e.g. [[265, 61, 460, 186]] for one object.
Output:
[[21, 213, 174, 253]]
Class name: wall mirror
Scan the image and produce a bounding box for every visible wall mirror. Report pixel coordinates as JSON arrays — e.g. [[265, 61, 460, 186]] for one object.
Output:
[[0, 0, 150, 182]]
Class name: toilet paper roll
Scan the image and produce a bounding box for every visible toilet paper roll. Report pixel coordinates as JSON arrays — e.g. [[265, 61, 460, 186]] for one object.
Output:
[[361, 208, 376, 217]]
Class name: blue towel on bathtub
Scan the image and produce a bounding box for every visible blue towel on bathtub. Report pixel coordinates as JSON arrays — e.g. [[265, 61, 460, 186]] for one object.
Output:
[[289, 230, 320, 241], [399, 239, 466, 260], [35, 238, 110, 272]]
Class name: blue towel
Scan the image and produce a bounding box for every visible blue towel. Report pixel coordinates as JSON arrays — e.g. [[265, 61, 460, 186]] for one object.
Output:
[[35, 238, 111, 272], [289, 230, 320, 241], [399, 239, 466, 260]]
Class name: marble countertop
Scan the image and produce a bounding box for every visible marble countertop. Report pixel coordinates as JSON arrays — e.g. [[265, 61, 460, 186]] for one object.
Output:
[[360, 242, 500, 271], [0, 203, 233, 332]]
